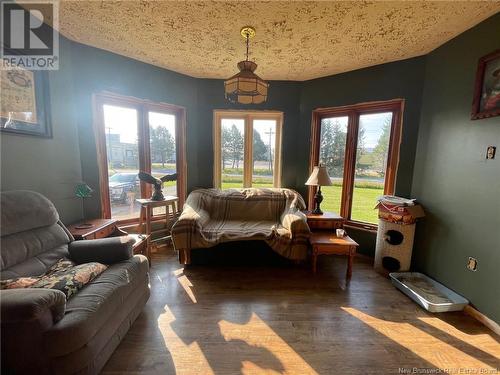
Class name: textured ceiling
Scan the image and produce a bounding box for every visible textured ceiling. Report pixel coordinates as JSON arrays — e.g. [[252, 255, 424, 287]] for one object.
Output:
[[59, 1, 500, 81]]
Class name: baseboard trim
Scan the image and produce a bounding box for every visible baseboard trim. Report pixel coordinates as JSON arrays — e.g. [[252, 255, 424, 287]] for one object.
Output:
[[464, 305, 500, 336]]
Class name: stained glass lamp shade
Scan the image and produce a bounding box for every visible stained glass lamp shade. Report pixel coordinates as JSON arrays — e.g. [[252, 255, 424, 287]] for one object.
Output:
[[224, 61, 269, 104], [224, 26, 269, 104], [75, 183, 93, 198]]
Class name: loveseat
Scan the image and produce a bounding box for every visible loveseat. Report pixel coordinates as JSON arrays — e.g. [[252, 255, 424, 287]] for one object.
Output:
[[0, 191, 150, 374], [171, 188, 310, 264]]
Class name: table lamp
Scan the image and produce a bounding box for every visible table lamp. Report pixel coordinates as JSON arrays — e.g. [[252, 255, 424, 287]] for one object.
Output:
[[305, 165, 332, 214], [75, 183, 94, 229]]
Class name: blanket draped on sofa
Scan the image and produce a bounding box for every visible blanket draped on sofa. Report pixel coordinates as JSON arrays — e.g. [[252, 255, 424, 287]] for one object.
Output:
[[171, 188, 311, 264]]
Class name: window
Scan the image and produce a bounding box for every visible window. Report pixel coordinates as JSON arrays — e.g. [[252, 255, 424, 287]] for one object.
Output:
[[214, 111, 282, 189], [94, 93, 186, 223], [309, 99, 403, 229]]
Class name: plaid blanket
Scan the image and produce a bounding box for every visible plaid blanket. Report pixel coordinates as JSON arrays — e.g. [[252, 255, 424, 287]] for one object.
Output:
[[171, 188, 311, 262]]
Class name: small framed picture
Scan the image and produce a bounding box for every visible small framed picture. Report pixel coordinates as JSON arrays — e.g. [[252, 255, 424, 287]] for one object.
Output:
[[0, 68, 52, 138], [471, 49, 500, 120], [486, 146, 496, 160]]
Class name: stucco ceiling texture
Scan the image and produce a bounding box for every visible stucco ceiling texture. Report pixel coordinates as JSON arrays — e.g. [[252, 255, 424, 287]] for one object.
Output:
[[59, 1, 500, 81]]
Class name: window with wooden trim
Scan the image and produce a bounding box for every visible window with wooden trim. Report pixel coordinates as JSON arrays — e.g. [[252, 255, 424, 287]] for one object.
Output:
[[309, 99, 404, 229], [93, 92, 186, 223], [213, 110, 283, 189]]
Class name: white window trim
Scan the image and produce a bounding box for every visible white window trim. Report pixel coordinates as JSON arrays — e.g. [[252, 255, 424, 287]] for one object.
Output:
[[213, 110, 283, 189]]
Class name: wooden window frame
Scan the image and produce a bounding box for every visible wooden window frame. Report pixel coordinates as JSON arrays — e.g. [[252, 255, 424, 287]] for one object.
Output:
[[213, 110, 283, 188], [309, 99, 404, 231], [93, 92, 187, 225]]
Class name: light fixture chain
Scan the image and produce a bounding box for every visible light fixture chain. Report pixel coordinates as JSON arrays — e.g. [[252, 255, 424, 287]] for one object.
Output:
[[245, 32, 249, 61]]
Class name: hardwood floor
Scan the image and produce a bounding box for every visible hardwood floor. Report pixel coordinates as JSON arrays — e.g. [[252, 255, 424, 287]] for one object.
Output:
[[102, 247, 500, 375]]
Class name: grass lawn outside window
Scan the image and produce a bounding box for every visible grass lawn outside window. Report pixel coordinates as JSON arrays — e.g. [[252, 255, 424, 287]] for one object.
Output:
[[220, 176, 383, 224]]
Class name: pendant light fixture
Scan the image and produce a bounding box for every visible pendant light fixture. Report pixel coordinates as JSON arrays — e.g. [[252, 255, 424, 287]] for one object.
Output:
[[224, 26, 269, 104]]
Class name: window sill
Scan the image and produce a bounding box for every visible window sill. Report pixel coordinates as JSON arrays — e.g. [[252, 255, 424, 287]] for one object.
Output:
[[345, 220, 378, 233]]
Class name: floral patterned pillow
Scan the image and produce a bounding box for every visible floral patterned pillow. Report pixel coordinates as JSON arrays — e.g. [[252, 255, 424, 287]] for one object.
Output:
[[0, 258, 107, 299], [0, 276, 39, 289]]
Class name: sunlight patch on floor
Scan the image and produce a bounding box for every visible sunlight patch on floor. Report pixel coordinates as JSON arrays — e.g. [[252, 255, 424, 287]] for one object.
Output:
[[157, 306, 213, 375], [418, 316, 500, 358], [342, 307, 495, 371], [175, 273, 197, 303], [219, 312, 319, 375]]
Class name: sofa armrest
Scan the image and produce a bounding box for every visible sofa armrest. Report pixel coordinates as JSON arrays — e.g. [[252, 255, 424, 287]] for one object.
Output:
[[171, 205, 210, 254], [1, 289, 66, 373], [280, 210, 310, 237], [173, 206, 210, 232], [180, 204, 210, 226], [1, 288, 66, 325], [69, 236, 134, 265]]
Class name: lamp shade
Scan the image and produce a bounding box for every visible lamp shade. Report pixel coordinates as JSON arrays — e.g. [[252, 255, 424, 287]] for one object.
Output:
[[305, 166, 332, 186], [75, 183, 93, 198], [224, 61, 269, 104]]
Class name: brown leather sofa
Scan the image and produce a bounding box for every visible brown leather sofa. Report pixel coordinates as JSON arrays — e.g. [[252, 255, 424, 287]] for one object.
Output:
[[0, 191, 150, 374]]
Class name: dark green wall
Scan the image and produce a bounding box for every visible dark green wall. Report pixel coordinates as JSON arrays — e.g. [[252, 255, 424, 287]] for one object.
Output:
[[195, 59, 427, 257], [300, 58, 426, 197], [194, 79, 302, 189], [68, 41, 199, 218], [68, 42, 302, 217], [0, 37, 83, 223], [411, 14, 500, 323], [0, 35, 431, 255], [299, 58, 426, 255], [2, 15, 498, 323]]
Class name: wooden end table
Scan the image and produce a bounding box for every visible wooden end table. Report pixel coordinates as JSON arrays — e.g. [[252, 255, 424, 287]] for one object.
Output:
[[127, 233, 151, 261], [67, 218, 118, 240], [309, 232, 359, 280], [68, 219, 152, 264], [304, 211, 344, 231]]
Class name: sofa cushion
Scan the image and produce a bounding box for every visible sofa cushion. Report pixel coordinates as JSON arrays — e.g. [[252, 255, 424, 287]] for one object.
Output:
[[32, 259, 107, 299], [0, 276, 39, 289], [1, 258, 108, 299], [1, 224, 71, 275], [202, 220, 276, 242], [1, 191, 59, 237], [43, 254, 149, 357], [1, 243, 70, 280], [198, 188, 287, 222]]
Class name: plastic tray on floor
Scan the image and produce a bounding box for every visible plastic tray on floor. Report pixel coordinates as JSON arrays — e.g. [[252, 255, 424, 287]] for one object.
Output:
[[390, 272, 469, 313]]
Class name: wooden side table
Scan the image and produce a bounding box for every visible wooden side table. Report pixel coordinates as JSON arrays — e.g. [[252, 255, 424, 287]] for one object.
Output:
[[67, 219, 118, 240], [305, 211, 344, 231], [68, 219, 151, 263], [127, 233, 151, 260], [136, 196, 179, 259], [309, 232, 359, 280]]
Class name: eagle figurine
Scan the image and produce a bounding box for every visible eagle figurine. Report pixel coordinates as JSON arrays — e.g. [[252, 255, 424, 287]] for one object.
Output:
[[138, 172, 177, 201]]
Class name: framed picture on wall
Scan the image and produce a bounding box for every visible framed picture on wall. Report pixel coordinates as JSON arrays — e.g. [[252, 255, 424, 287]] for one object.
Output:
[[0, 68, 52, 137], [471, 49, 500, 120]]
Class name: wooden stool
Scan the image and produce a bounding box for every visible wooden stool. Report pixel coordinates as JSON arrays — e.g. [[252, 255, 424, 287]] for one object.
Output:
[[136, 196, 178, 264], [309, 232, 359, 280]]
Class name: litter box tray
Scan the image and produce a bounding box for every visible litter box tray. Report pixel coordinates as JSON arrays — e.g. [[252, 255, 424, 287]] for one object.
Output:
[[390, 272, 468, 313]]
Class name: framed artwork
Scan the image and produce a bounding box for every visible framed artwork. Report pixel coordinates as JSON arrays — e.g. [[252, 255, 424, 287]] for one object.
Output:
[[0, 68, 52, 137], [471, 49, 500, 120]]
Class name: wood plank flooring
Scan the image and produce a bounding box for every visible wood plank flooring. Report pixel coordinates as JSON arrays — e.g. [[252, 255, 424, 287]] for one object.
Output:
[[102, 248, 500, 375]]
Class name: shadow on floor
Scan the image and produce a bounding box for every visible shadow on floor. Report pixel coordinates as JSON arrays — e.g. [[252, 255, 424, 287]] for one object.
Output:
[[102, 246, 499, 374]]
